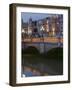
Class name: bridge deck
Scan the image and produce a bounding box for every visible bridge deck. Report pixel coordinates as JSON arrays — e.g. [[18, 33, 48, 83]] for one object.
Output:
[[22, 37, 63, 43]]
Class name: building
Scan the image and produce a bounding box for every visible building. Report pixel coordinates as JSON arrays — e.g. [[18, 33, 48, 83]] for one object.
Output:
[[21, 14, 63, 38], [28, 18, 33, 37]]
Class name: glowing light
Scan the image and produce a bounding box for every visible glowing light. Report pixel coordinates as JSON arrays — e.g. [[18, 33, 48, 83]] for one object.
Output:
[[40, 26, 45, 31], [52, 27, 55, 32], [22, 29, 25, 33]]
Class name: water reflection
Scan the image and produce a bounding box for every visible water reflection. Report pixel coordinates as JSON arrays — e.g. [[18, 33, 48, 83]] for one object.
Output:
[[22, 56, 63, 77]]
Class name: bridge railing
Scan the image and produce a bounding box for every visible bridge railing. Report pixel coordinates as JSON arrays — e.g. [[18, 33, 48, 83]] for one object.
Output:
[[22, 37, 63, 43]]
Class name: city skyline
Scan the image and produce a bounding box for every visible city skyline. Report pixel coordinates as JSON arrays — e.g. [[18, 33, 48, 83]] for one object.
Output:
[[21, 12, 63, 39], [21, 12, 63, 23]]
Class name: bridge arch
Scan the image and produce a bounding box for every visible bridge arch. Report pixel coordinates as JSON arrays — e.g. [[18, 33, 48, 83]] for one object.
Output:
[[22, 46, 40, 54], [22, 42, 63, 54], [47, 47, 63, 53], [45, 47, 63, 59]]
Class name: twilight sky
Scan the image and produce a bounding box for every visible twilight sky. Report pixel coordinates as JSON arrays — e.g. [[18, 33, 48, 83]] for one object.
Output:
[[21, 12, 61, 23]]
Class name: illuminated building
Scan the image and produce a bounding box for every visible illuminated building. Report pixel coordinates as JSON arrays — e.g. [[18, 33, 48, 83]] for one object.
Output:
[[21, 14, 63, 38]]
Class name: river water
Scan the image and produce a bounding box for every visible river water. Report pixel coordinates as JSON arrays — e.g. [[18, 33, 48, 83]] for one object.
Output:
[[22, 55, 63, 77]]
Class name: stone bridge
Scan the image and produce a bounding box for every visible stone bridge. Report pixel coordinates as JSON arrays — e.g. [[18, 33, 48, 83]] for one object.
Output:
[[22, 37, 63, 53]]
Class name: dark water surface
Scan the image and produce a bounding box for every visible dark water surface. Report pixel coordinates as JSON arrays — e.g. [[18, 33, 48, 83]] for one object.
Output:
[[22, 54, 63, 77]]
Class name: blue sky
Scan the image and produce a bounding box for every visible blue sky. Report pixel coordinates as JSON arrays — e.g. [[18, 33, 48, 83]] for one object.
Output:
[[21, 12, 61, 23]]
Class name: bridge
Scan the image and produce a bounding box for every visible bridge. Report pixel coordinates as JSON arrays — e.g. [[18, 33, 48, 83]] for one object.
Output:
[[22, 37, 63, 53]]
